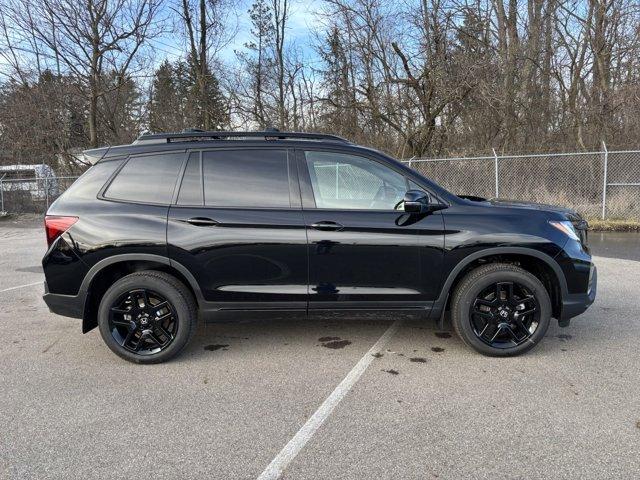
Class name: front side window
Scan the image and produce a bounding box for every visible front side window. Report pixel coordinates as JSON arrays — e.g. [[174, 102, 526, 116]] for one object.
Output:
[[203, 149, 290, 208], [105, 153, 183, 204], [304, 151, 407, 210]]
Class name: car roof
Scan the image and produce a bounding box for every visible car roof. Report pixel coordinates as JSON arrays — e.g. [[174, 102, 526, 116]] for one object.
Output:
[[85, 130, 358, 164]]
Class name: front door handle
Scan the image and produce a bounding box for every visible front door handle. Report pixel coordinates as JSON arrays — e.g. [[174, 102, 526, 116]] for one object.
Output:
[[310, 221, 344, 231], [185, 217, 219, 227]]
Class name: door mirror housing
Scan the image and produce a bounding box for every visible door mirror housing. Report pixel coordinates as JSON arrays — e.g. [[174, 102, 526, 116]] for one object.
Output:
[[402, 190, 445, 214]]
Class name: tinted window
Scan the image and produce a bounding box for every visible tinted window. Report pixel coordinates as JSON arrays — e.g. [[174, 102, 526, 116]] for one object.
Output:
[[203, 149, 290, 208], [105, 153, 184, 204], [305, 151, 407, 210], [60, 159, 123, 201], [177, 153, 203, 205]]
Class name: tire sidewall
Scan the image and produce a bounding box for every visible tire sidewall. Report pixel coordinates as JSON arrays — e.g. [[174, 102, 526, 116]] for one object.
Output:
[[98, 274, 194, 364], [454, 269, 551, 356]]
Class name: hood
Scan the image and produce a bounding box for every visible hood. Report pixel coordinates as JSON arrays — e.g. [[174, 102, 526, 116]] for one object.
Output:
[[459, 195, 584, 222]]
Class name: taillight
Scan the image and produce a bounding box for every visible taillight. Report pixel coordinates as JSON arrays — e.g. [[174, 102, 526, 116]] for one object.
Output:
[[45, 215, 78, 247]]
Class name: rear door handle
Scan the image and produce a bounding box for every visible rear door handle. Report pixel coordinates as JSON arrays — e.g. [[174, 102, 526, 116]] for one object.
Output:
[[185, 217, 219, 227], [310, 221, 344, 231]]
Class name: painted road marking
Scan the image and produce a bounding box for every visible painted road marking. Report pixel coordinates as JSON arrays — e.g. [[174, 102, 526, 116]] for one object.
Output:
[[257, 319, 403, 480], [0, 281, 41, 293]]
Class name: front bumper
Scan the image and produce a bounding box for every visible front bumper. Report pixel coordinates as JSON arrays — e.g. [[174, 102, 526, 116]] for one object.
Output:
[[559, 264, 597, 326], [43, 281, 85, 319]]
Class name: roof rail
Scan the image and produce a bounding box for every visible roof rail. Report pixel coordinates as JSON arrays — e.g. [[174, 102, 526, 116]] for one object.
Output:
[[133, 130, 350, 145]]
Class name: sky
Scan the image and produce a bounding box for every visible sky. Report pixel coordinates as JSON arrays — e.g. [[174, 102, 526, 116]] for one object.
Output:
[[149, 0, 324, 67], [0, 0, 326, 83]]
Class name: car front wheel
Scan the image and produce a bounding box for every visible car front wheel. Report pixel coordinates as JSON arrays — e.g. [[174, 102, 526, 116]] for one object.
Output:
[[451, 263, 551, 356], [97, 271, 197, 364]]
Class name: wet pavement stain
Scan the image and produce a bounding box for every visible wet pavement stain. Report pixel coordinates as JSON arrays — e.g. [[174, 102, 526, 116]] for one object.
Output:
[[323, 339, 352, 349], [318, 336, 340, 342], [204, 344, 229, 351], [431, 347, 445, 353], [434, 332, 452, 339], [410, 357, 428, 363], [383, 369, 399, 375], [557, 334, 573, 341]]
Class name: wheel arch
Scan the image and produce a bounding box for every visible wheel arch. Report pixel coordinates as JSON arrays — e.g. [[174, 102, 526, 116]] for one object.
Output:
[[435, 247, 568, 325], [80, 254, 203, 333]]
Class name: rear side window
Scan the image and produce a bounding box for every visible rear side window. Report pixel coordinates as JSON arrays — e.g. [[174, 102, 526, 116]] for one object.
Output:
[[105, 153, 184, 204], [59, 159, 123, 201], [202, 149, 290, 208]]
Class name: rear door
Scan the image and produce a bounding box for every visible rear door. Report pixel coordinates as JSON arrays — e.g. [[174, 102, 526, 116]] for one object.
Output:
[[298, 148, 445, 311], [167, 147, 308, 311]]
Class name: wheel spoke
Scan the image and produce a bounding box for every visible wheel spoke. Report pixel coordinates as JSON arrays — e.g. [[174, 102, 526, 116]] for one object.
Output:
[[112, 318, 132, 327], [489, 324, 503, 342], [496, 282, 514, 303], [504, 325, 520, 343], [155, 324, 173, 341], [108, 288, 178, 356], [153, 301, 169, 312], [132, 290, 149, 309], [475, 298, 496, 307], [155, 312, 173, 323], [145, 330, 165, 348], [122, 327, 137, 348], [513, 317, 532, 339]]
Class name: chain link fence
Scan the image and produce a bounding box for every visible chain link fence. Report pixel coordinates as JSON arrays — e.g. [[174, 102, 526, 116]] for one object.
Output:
[[1, 147, 639, 220], [0, 176, 79, 214], [404, 147, 640, 220]]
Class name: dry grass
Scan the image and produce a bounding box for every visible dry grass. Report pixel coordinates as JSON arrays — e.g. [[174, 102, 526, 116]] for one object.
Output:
[[587, 218, 640, 231]]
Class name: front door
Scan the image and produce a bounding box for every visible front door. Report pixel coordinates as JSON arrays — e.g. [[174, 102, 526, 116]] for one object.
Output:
[[167, 148, 307, 311], [298, 149, 444, 311]]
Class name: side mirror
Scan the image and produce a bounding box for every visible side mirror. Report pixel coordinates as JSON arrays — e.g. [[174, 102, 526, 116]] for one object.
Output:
[[402, 190, 446, 214], [403, 190, 431, 214]]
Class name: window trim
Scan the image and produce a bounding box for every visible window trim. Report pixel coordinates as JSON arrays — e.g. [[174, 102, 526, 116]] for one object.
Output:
[[98, 150, 187, 206], [173, 146, 299, 210], [296, 147, 441, 212]]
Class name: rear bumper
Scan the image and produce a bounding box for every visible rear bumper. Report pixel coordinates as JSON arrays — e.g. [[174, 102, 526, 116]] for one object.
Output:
[[559, 264, 597, 326], [43, 281, 84, 319]]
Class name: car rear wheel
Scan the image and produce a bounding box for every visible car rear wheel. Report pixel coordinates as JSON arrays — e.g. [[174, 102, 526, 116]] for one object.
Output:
[[451, 263, 551, 356], [98, 271, 197, 364]]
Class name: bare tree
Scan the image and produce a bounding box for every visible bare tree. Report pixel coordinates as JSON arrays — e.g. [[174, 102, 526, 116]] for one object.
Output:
[[2, 0, 163, 147]]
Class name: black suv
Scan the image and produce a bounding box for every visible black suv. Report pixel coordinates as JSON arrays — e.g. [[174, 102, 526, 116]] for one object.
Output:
[[42, 131, 596, 363]]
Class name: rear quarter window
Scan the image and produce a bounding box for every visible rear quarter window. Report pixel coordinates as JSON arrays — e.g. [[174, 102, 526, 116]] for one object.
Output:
[[104, 153, 184, 204], [58, 159, 124, 201]]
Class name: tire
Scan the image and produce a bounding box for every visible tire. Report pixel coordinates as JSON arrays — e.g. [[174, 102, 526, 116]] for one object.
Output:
[[97, 271, 197, 364], [451, 263, 551, 357]]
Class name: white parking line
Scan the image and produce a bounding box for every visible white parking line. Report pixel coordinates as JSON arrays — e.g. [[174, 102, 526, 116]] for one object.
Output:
[[0, 281, 41, 294], [257, 319, 403, 480]]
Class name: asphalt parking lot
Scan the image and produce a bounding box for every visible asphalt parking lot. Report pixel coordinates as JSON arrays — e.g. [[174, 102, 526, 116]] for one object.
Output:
[[1, 219, 639, 479]]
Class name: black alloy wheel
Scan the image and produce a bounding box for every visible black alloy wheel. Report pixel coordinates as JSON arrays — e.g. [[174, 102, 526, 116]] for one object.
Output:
[[470, 281, 540, 348], [108, 288, 178, 355], [98, 271, 197, 364], [451, 263, 551, 357]]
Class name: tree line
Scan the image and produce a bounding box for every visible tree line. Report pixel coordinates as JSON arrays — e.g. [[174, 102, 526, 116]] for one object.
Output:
[[0, 0, 639, 173]]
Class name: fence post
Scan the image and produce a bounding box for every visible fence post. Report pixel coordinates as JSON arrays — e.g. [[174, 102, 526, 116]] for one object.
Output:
[[45, 176, 49, 210], [492, 148, 499, 198], [601, 141, 608, 220], [407, 156, 415, 169], [0, 174, 5, 213]]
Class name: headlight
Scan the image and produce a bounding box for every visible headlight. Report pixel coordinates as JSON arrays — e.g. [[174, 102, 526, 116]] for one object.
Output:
[[549, 220, 580, 241]]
